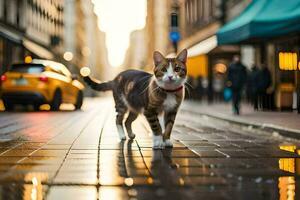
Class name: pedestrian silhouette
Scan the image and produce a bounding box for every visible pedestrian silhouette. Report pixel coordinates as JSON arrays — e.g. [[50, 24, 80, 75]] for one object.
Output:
[[257, 63, 272, 110], [227, 55, 247, 115], [248, 65, 260, 110]]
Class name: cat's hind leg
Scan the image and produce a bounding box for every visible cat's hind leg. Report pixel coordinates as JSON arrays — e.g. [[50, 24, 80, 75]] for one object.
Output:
[[125, 111, 138, 139], [115, 104, 127, 141], [116, 110, 126, 140]]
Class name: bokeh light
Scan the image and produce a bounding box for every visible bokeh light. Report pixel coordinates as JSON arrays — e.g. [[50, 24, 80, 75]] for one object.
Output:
[[63, 51, 74, 61], [25, 55, 33, 63], [80, 67, 91, 77]]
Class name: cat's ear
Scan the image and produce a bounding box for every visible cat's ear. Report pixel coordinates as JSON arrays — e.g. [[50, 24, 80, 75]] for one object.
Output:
[[176, 49, 188, 64], [153, 51, 165, 66]]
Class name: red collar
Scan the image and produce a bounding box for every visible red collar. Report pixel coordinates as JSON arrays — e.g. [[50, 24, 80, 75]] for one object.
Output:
[[159, 85, 183, 93]]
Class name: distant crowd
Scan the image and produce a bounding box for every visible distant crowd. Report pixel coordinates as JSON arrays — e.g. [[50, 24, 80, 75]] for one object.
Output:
[[186, 55, 273, 114]]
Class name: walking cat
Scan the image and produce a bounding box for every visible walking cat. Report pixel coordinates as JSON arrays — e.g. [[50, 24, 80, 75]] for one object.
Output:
[[82, 49, 187, 149]]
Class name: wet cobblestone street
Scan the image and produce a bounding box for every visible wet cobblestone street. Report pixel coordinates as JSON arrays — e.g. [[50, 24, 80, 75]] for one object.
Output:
[[0, 98, 299, 200]]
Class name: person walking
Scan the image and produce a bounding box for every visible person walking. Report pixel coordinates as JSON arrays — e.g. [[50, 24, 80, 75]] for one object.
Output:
[[257, 64, 272, 110], [248, 64, 260, 110], [227, 55, 247, 115]]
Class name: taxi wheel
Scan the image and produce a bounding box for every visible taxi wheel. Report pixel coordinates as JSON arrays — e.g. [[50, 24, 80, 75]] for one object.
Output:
[[51, 89, 62, 111], [3, 101, 14, 111], [34, 104, 40, 111], [75, 91, 83, 110]]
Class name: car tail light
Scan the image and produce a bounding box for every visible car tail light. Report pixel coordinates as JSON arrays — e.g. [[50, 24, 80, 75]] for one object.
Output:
[[1, 75, 7, 82], [39, 75, 48, 82]]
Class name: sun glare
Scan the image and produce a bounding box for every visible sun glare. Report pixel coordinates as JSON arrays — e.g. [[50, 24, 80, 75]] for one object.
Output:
[[92, 0, 147, 67]]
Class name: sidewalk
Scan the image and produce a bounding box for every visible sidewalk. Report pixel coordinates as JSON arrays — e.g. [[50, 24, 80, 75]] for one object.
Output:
[[182, 100, 300, 139]]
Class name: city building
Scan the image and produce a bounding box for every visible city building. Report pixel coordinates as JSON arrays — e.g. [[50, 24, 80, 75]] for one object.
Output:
[[144, 0, 173, 70], [123, 29, 147, 70], [0, 0, 107, 97], [64, 0, 85, 72], [64, 0, 108, 96], [123, 0, 174, 71], [0, 0, 64, 74], [178, 0, 241, 101]]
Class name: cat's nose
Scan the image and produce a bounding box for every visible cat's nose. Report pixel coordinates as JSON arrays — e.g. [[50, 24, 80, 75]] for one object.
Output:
[[168, 76, 174, 81]]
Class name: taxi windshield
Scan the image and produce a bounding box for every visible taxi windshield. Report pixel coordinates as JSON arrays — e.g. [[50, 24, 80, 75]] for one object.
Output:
[[10, 64, 44, 74]]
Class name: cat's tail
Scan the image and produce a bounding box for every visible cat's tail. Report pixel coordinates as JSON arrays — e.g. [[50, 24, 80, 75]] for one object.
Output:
[[83, 76, 113, 91]]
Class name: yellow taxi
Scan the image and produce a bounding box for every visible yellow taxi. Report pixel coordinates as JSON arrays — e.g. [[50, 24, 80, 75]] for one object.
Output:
[[0, 59, 84, 111]]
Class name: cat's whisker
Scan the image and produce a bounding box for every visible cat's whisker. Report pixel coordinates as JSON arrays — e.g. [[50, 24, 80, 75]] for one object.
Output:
[[140, 83, 151, 95], [184, 85, 191, 99], [139, 76, 154, 95], [185, 81, 194, 89], [149, 86, 160, 95], [183, 82, 194, 98]]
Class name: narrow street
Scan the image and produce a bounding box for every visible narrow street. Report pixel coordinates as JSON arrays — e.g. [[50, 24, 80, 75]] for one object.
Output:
[[0, 97, 299, 199]]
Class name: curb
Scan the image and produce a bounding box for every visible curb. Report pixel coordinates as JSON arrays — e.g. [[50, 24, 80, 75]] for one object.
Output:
[[181, 109, 300, 141]]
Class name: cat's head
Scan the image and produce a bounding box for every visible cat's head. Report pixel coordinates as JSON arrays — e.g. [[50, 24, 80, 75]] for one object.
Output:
[[153, 49, 187, 90]]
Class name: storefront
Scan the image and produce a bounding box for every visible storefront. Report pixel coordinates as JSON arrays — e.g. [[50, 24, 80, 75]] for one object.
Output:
[[273, 36, 300, 110], [217, 0, 300, 111], [0, 28, 24, 74], [186, 36, 239, 101]]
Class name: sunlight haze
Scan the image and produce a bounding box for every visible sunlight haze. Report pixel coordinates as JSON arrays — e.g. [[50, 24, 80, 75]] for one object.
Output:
[[92, 0, 147, 67]]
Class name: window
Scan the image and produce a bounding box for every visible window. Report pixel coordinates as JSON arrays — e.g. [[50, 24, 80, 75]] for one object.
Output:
[[0, 0, 3, 19], [204, 0, 210, 21], [193, 0, 197, 23], [10, 64, 44, 74], [197, 0, 203, 21], [186, 0, 190, 24], [0, 39, 4, 74]]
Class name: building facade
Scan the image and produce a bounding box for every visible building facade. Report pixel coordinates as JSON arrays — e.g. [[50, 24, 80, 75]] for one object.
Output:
[[64, 0, 108, 96], [123, 0, 173, 71], [0, 0, 64, 74], [123, 29, 147, 69], [218, 0, 300, 111], [178, 0, 241, 101], [144, 0, 173, 70]]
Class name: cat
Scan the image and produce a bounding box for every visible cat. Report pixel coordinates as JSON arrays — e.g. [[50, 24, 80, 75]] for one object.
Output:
[[82, 49, 187, 149]]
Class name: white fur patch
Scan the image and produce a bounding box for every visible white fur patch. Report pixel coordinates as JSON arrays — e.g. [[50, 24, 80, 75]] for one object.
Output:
[[117, 124, 126, 140], [162, 62, 175, 82], [158, 115, 165, 132], [163, 94, 177, 112], [164, 139, 173, 147], [152, 135, 164, 149]]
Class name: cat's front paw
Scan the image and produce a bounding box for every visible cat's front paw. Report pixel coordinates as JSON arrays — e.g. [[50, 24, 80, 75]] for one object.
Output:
[[164, 139, 173, 148], [152, 135, 164, 149]]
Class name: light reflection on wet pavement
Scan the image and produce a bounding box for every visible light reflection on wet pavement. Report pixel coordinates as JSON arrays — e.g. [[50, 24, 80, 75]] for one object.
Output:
[[0, 98, 299, 199]]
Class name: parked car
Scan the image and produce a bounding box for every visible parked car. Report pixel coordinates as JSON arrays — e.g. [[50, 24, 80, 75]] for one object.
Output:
[[0, 59, 84, 111]]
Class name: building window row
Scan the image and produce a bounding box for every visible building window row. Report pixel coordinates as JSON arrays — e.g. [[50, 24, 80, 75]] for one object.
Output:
[[0, 0, 26, 29], [185, 0, 215, 26], [27, 0, 64, 39], [27, 0, 64, 26]]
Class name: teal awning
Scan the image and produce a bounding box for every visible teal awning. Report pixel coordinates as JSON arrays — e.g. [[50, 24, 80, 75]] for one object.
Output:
[[217, 0, 300, 45]]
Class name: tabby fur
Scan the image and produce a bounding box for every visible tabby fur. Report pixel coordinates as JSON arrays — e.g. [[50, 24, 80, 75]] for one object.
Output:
[[83, 49, 187, 149]]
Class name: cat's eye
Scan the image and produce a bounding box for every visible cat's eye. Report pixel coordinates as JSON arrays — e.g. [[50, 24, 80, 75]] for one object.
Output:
[[174, 67, 181, 72]]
